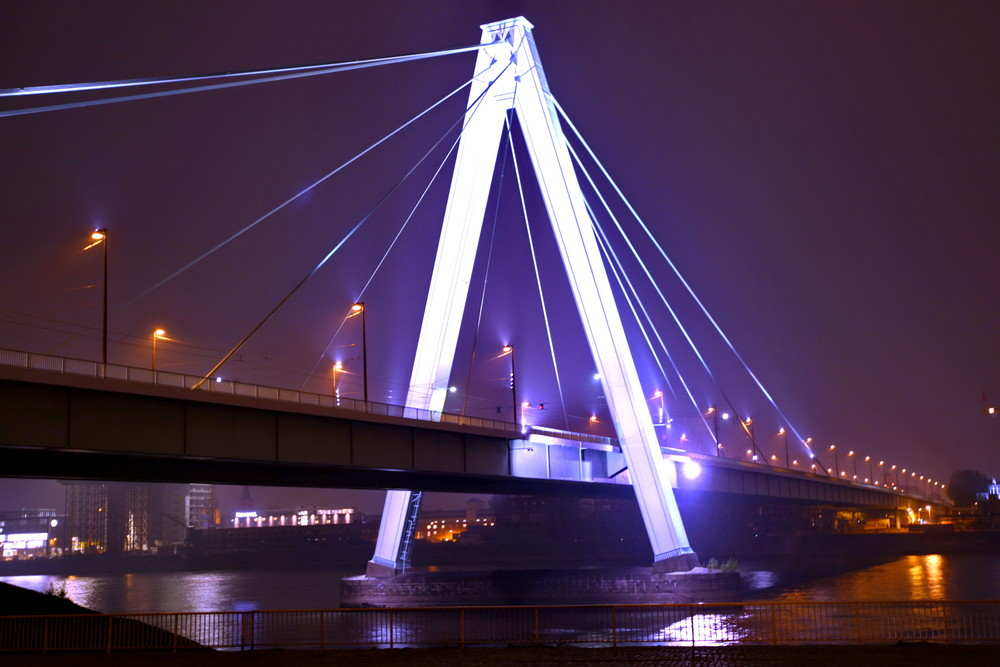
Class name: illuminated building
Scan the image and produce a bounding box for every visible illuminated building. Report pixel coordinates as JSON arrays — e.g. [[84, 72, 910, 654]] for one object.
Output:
[[230, 507, 360, 529], [417, 500, 495, 543], [62, 482, 218, 553], [0, 509, 64, 559]]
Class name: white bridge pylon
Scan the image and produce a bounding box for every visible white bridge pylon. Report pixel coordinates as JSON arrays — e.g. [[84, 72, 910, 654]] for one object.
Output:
[[367, 17, 697, 576]]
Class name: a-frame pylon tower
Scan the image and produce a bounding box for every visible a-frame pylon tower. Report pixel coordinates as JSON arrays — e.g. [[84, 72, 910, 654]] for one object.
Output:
[[366, 17, 698, 577]]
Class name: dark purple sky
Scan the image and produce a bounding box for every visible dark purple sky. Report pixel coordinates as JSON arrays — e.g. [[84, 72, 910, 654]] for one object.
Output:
[[1, 1, 997, 513]]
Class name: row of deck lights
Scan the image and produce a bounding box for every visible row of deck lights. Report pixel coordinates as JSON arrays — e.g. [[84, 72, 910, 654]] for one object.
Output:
[[81, 228, 956, 500], [652, 402, 947, 498]]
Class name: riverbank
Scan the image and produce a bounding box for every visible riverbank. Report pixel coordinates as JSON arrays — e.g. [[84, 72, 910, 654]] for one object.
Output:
[[2, 645, 1000, 666]]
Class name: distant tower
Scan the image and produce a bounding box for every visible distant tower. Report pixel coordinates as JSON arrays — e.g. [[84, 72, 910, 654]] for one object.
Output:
[[186, 484, 218, 529], [238, 486, 255, 512]]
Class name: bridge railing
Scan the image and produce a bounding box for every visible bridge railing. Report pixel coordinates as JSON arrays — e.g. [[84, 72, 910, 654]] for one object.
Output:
[[0, 348, 522, 436], [1, 600, 997, 652]]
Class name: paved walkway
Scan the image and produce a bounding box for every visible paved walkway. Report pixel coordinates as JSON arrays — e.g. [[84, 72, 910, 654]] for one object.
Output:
[[4, 644, 1000, 666]]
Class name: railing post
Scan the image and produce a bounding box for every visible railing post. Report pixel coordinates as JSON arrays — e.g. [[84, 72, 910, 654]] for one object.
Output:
[[611, 605, 617, 647], [43, 616, 49, 653], [107, 615, 113, 654], [389, 610, 394, 649], [689, 604, 696, 649], [770, 603, 777, 645], [534, 606, 540, 644], [320, 610, 325, 649], [942, 602, 949, 643], [853, 603, 862, 643], [241, 611, 255, 651], [460, 608, 465, 648], [173, 613, 179, 652]]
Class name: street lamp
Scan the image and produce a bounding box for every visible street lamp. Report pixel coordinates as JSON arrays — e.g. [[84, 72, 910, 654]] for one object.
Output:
[[502, 344, 518, 425], [151, 328, 166, 373], [829, 444, 839, 478], [350, 302, 368, 404], [707, 406, 721, 457], [332, 361, 343, 404], [865, 456, 874, 484], [651, 390, 664, 424], [86, 229, 108, 364], [778, 427, 789, 468], [848, 450, 858, 479], [744, 418, 765, 463]]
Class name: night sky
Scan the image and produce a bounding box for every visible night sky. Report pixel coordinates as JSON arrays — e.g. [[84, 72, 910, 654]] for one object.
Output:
[[1, 1, 997, 514]]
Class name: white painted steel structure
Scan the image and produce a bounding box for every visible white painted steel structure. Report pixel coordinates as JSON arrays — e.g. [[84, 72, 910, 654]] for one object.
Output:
[[368, 17, 696, 575]]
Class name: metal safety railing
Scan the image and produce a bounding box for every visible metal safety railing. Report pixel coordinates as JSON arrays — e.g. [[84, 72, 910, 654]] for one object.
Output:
[[1, 600, 998, 652], [0, 347, 521, 436]]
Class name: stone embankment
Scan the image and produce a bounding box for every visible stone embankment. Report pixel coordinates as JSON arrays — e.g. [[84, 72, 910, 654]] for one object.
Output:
[[341, 567, 741, 607]]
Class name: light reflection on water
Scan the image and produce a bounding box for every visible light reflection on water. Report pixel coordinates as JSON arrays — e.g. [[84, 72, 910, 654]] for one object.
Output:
[[652, 613, 748, 646], [0, 568, 352, 613], [742, 553, 1000, 602]]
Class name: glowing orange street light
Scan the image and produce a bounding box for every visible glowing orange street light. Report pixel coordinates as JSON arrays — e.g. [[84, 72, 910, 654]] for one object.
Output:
[[777, 427, 790, 467], [86, 229, 109, 364], [349, 302, 368, 404], [332, 361, 344, 403], [502, 344, 517, 425], [151, 328, 166, 373]]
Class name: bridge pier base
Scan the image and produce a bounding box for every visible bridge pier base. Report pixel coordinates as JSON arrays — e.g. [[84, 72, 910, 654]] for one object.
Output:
[[364, 558, 401, 578], [652, 551, 701, 574]]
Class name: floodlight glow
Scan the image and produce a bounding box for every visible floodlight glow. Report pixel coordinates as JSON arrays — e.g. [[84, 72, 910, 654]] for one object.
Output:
[[721, 412, 730, 420], [682, 461, 702, 480]]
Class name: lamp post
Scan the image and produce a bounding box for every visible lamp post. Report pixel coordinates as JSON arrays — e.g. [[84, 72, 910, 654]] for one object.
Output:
[[778, 427, 789, 468], [829, 444, 839, 478], [502, 344, 517, 425], [865, 456, 874, 484], [351, 302, 368, 404], [848, 450, 858, 479], [151, 328, 166, 373], [87, 229, 108, 364], [652, 390, 664, 425], [708, 406, 722, 457], [332, 361, 343, 405]]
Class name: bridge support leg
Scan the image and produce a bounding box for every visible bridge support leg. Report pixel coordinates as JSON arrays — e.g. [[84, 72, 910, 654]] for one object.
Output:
[[366, 489, 412, 577]]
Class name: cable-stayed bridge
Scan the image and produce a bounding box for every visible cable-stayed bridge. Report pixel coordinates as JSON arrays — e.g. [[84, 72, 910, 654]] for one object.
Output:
[[0, 18, 949, 576]]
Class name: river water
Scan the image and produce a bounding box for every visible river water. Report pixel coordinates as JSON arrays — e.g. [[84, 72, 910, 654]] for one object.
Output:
[[3, 553, 999, 614]]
